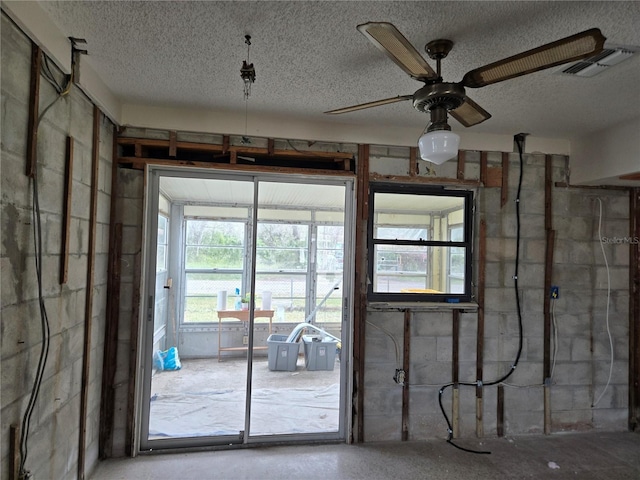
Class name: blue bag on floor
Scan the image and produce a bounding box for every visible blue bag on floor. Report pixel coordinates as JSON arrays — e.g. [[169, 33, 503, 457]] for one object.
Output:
[[154, 346, 182, 371]]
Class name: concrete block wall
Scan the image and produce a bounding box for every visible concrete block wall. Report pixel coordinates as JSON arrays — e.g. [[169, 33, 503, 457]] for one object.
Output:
[[1, 13, 113, 479], [363, 146, 630, 441]]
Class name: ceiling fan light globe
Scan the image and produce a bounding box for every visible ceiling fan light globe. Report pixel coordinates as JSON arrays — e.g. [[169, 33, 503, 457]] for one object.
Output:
[[418, 130, 460, 164]]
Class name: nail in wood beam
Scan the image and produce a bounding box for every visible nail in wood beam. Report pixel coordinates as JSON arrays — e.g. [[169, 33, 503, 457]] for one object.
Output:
[[78, 105, 101, 480], [26, 43, 42, 178], [60, 136, 74, 284], [402, 309, 411, 441], [456, 150, 465, 180], [409, 147, 418, 177], [501, 152, 509, 208], [168, 131, 177, 157]]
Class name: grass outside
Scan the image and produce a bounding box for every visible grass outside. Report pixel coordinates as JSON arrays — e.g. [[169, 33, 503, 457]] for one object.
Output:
[[184, 296, 343, 323]]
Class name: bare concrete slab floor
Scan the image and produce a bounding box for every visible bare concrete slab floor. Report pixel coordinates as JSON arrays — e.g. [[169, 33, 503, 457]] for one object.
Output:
[[91, 431, 639, 480]]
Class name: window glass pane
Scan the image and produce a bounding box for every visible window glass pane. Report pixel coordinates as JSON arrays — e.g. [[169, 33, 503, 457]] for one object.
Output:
[[254, 272, 307, 323], [183, 273, 243, 322], [256, 223, 308, 271], [317, 225, 344, 272], [376, 227, 428, 241], [185, 221, 245, 269], [372, 245, 466, 294]]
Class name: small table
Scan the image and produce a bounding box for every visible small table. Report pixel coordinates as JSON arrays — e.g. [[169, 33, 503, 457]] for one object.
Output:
[[217, 309, 274, 361]]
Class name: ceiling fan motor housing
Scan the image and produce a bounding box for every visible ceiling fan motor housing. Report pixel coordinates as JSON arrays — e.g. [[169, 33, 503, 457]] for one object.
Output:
[[413, 83, 466, 113]]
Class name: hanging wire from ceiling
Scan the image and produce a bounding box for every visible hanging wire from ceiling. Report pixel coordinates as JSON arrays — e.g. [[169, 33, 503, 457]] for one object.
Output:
[[240, 34, 256, 144], [240, 34, 256, 100]]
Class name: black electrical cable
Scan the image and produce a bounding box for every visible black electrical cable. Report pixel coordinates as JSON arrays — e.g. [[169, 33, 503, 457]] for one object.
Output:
[[18, 58, 71, 478], [437, 135, 526, 454], [19, 172, 52, 479]]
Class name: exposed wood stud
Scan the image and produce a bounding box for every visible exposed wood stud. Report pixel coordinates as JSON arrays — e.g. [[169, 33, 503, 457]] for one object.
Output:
[[344, 158, 351, 171], [98, 120, 121, 459], [554, 181, 631, 191], [452, 308, 460, 439], [60, 136, 74, 284], [452, 387, 460, 438], [230, 151, 237, 164], [117, 157, 355, 177], [222, 135, 230, 153], [168, 131, 177, 157], [501, 152, 509, 208], [369, 173, 480, 186], [545, 155, 553, 231], [456, 150, 465, 179], [402, 309, 411, 441], [409, 147, 418, 177], [268, 138, 275, 155], [134, 142, 142, 158], [118, 137, 354, 160], [126, 252, 142, 456], [497, 385, 505, 437], [544, 230, 555, 380], [99, 223, 121, 458], [480, 151, 488, 186], [452, 310, 459, 384], [485, 166, 503, 187], [26, 43, 42, 178], [544, 385, 552, 435], [353, 144, 369, 443], [476, 218, 486, 437], [543, 155, 555, 435], [630, 188, 640, 431], [78, 105, 101, 480], [10, 424, 19, 480]]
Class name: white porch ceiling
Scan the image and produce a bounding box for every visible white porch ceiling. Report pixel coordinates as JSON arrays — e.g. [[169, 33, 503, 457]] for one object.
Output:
[[36, 1, 640, 142]]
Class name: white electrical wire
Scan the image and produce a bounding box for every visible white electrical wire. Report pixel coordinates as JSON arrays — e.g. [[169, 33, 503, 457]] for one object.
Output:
[[366, 320, 401, 367], [592, 198, 613, 407]]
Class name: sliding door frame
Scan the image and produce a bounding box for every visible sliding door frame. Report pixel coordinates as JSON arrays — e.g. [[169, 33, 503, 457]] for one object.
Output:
[[138, 165, 355, 451]]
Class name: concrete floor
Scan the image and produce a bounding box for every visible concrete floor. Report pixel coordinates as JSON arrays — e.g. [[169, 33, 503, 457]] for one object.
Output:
[[91, 431, 639, 479]]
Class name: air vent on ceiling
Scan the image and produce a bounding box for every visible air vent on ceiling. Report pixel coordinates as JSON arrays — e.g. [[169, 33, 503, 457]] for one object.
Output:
[[556, 44, 637, 77]]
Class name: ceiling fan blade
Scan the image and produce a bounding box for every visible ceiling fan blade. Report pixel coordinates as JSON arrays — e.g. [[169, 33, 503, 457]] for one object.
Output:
[[325, 95, 413, 114], [357, 22, 437, 80], [449, 97, 492, 127], [461, 28, 606, 88]]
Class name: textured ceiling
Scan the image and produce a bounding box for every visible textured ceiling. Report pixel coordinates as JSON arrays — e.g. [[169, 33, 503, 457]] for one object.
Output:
[[39, 1, 640, 139]]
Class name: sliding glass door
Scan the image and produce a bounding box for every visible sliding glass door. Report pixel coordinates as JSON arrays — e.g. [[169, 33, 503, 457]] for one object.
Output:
[[140, 168, 353, 450]]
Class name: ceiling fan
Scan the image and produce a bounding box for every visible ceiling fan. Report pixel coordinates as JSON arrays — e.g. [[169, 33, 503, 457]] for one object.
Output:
[[326, 22, 606, 163]]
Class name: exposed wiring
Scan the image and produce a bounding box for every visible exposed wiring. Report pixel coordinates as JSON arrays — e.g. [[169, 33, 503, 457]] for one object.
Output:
[[18, 52, 71, 480], [592, 197, 613, 407], [437, 135, 526, 454], [366, 320, 401, 367]]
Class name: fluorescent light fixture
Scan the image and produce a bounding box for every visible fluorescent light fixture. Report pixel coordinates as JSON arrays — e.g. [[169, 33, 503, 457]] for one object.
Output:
[[418, 130, 460, 164]]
